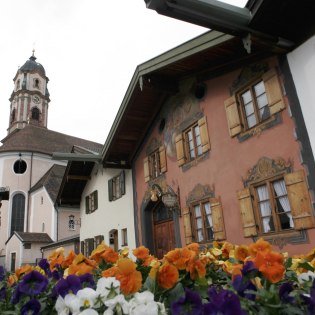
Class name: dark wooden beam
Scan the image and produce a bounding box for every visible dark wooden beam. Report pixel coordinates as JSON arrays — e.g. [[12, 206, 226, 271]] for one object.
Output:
[[67, 175, 90, 181]]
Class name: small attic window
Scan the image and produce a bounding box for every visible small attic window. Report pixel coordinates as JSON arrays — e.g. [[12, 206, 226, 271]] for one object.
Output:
[[16, 80, 20, 90], [11, 109, 16, 123]]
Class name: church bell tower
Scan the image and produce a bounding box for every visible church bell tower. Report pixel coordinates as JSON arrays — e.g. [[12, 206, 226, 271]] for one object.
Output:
[[8, 51, 50, 134]]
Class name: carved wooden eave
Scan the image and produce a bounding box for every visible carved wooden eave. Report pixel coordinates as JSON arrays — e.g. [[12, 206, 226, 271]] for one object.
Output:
[[186, 183, 214, 205]]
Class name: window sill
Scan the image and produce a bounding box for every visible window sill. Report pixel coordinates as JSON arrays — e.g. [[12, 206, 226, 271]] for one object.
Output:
[[252, 229, 308, 249], [182, 151, 209, 172], [237, 113, 281, 143]]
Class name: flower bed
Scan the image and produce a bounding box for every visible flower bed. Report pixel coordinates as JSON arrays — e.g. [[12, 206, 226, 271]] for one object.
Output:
[[1, 239, 315, 314]]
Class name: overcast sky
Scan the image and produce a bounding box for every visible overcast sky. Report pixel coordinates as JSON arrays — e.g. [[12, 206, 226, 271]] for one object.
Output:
[[0, 0, 247, 144]]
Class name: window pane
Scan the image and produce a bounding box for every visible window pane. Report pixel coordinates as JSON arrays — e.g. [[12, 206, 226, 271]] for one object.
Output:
[[257, 93, 268, 109], [242, 90, 252, 104], [244, 102, 255, 116], [197, 229, 204, 242], [206, 227, 214, 240], [196, 134, 201, 146], [187, 130, 193, 141], [204, 202, 211, 215], [205, 215, 213, 227], [194, 126, 200, 136], [254, 81, 265, 96], [259, 106, 270, 121], [247, 114, 257, 128], [194, 205, 201, 217], [196, 218, 203, 229]]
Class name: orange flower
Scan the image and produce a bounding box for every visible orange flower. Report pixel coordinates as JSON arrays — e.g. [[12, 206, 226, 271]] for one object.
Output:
[[102, 266, 119, 278], [133, 246, 150, 260], [187, 259, 206, 280], [249, 238, 272, 257], [254, 251, 285, 283], [165, 248, 195, 270], [142, 255, 154, 267], [90, 243, 110, 263], [15, 264, 33, 279], [186, 243, 200, 254], [101, 248, 119, 264], [61, 250, 76, 269], [67, 253, 97, 276], [49, 247, 65, 270], [221, 242, 234, 258], [115, 258, 142, 295], [8, 274, 18, 286], [235, 245, 250, 262], [157, 263, 179, 289]]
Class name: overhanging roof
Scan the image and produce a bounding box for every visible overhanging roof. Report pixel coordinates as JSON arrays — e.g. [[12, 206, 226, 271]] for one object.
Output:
[[101, 30, 287, 167]]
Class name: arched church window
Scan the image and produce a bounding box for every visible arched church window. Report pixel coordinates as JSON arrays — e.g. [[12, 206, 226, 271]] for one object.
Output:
[[34, 78, 40, 89], [10, 194, 25, 235], [11, 109, 16, 123], [31, 107, 40, 120], [13, 159, 27, 174]]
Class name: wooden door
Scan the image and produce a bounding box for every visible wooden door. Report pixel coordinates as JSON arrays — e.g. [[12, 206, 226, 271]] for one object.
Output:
[[154, 220, 175, 259]]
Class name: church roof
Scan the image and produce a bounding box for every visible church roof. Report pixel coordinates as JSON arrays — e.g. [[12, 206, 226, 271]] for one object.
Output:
[[6, 232, 53, 245], [19, 55, 46, 77], [0, 125, 103, 156], [30, 164, 66, 203]]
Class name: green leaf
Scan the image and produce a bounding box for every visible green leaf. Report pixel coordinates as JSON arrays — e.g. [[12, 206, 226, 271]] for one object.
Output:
[[143, 276, 156, 294], [166, 282, 185, 303], [298, 262, 314, 272]]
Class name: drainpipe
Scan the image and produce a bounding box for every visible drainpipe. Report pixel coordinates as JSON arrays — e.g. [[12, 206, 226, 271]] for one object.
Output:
[[26, 152, 33, 232], [145, 0, 294, 50]]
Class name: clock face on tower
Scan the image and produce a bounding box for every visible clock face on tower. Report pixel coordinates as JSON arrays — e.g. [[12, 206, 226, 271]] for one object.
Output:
[[33, 95, 40, 104]]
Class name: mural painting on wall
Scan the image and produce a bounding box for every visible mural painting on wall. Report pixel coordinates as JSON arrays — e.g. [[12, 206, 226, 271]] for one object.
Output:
[[158, 79, 203, 159]]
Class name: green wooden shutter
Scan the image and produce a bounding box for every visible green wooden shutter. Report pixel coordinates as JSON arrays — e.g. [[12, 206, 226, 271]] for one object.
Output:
[[93, 190, 98, 211], [120, 170, 126, 195], [85, 196, 89, 214], [108, 179, 113, 201]]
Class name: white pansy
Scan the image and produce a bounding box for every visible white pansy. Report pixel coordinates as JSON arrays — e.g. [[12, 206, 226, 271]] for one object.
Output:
[[96, 277, 120, 302], [298, 271, 315, 283], [103, 309, 114, 315], [55, 294, 81, 315], [79, 309, 99, 315], [77, 287, 100, 309], [129, 291, 166, 315], [104, 294, 130, 314], [130, 301, 158, 315]]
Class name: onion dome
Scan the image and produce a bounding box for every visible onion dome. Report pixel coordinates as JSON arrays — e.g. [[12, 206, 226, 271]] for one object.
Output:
[[19, 54, 46, 77]]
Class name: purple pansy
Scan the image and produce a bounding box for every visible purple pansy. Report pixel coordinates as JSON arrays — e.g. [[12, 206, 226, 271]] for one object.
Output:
[[301, 279, 315, 314], [0, 286, 6, 301], [19, 270, 48, 296], [171, 288, 203, 315], [21, 298, 41, 315], [52, 274, 82, 298], [242, 261, 257, 276], [232, 275, 256, 301], [0, 266, 5, 281], [279, 282, 294, 303], [79, 273, 95, 289], [38, 259, 51, 277], [203, 287, 246, 315]]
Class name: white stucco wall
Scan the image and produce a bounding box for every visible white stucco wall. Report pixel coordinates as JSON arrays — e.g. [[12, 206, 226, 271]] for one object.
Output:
[[287, 35, 315, 157], [57, 207, 80, 240], [22, 243, 43, 265], [0, 152, 65, 268], [80, 166, 136, 251], [5, 234, 22, 270], [30, 188, 55, 240]]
